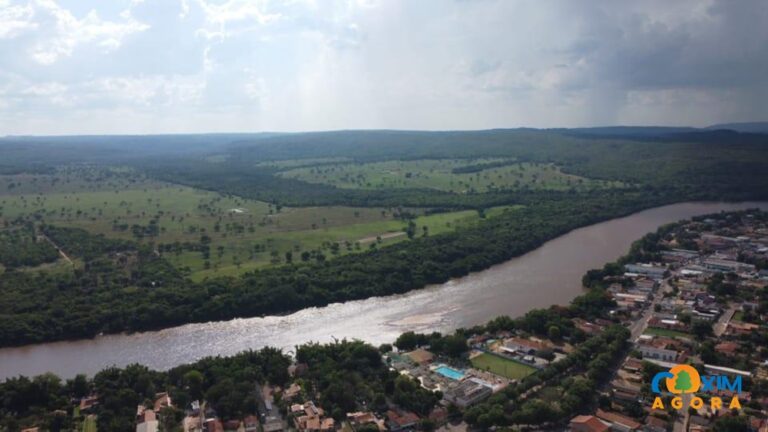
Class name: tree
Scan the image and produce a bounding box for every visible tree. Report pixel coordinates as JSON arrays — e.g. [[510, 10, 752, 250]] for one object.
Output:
[[394, 331, 422, 351], [183, 370, 204, 400], [440, 335, 468, 358], [406, 220, 417, 239], [548, 325, 561, 341], [691, 321, 712, 340]]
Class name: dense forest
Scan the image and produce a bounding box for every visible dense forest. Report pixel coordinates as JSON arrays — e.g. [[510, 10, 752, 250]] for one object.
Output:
[[0, 222, 59, 269]]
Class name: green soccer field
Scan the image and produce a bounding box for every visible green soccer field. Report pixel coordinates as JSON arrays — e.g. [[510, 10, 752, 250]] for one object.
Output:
[[470, 352, 537, 380]]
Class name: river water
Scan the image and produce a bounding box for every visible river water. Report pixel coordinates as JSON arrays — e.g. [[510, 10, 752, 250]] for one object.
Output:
[[1, 201, 766, 380]]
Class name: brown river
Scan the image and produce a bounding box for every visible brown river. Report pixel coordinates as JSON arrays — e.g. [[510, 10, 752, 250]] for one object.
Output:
[[1, 201, 766, 380]]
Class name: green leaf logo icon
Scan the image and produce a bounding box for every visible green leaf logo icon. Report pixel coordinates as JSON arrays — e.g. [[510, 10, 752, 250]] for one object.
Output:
[[675, 370, 692, 393]]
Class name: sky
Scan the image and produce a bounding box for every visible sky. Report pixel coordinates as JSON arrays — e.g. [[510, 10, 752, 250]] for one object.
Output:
[[1, 0, 767, 135]]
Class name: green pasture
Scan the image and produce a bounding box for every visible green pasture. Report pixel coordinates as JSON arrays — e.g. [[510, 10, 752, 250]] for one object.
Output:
[[470, 352, 536, 380], [278, 159, 623, 193], [0, 171, 520, 280]]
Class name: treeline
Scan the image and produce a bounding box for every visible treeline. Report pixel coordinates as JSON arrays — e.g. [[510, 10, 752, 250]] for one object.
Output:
[[450, 159, 518, 174], [0, 339, 445, 432], [0, 347, 290, 432], [296, 341, 440, 418], [0, 226, 185, 345]]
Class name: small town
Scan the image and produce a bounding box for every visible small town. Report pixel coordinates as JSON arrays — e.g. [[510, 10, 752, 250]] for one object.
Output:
[[28, 209, 763, 432]]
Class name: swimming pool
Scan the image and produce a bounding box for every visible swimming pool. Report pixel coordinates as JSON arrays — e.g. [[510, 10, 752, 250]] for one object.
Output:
[[434, 365, 465, 380]]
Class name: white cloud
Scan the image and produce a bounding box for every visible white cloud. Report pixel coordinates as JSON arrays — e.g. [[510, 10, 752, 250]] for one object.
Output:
[[25, 0, 149, 65], [1, 0, 768, 134], [194, 0, 280, 40], [197, 0, 280, 25], [0, 2, 37, 38]]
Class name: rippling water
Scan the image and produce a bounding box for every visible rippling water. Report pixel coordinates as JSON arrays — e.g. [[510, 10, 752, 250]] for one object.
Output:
[[1, 201, 766, 379]]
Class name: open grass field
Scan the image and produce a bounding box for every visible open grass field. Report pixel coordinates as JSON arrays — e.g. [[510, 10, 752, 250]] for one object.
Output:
[[0, 169, 521, 280], [470, 352, 536, 380], [278, 159, 624, 193]]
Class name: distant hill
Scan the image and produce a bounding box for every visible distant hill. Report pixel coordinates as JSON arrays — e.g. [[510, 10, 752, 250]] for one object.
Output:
[[706, 122, 768, 134], [553, 126, 696, 136]]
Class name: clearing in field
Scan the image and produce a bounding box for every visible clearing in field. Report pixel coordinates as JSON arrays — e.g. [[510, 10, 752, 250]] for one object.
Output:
[[470, 352, 536, 380], [278, 158, 624, 193]]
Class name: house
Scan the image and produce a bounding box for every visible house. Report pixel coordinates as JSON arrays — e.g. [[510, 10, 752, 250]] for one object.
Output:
[[642, 415, 668, 432], [243, 415, 259, 432], [386, 409, 419, 431], [136, 407, 159, 432], [223, 420, 241, 431], [347, 412, 386, 431], [612, 292, 650, 307], [573, 318, 605, 335], [727, 321, 760, 336], [637, 337, 685, 363], [622, 358, 643, 373], [612, 388, 641, 404], [79, 395, 99, 412], [633, 279, 658, 293], [442, 378, 492, 408], [293, 401, 334, 432], [406, 348, 435, 365], [715, 341, 740, 356], [503, 337, 548, 355], [741, 301, 759, 312], [428, 407, 448, 425], [183, 415, 202, 432], [203, 419, 224, 432], [283, 383, 301, 401], [624, 264, 667, 279], [154, 392, 173, 411], [262, 418, 284, 432], [595, 409, 641, 432], [570, 415, 610, 432], [702, 258, 754, 273]]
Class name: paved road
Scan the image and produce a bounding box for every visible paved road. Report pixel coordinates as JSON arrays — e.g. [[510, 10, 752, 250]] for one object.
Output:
[[713, 303, 738, 337], [630, 280, 671, 342], [672, 394, 691, 432]]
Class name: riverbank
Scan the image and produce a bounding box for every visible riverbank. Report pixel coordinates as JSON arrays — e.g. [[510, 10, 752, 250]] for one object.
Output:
[[1, 201, 766, 379]]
